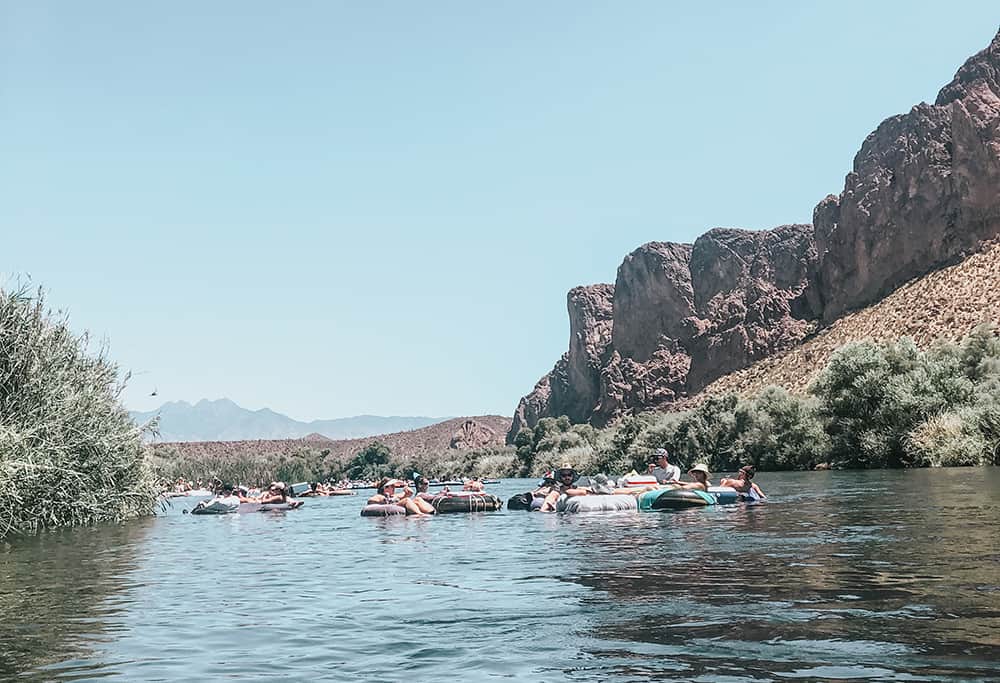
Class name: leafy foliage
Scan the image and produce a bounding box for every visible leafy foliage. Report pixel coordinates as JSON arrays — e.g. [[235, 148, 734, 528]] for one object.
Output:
[[0, 287, 157, 538]]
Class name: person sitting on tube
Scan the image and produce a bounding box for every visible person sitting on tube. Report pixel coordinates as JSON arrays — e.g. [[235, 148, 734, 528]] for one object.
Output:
[[648, 448, 682, 484], [414, 476, 436, 501], [671, 464, 711, 492], [463, 477, 485, 492], [368, 478, 435, 516], [257, 481, 292, 504], [538, 464, 593, 512], [719, 465, 766, 499]]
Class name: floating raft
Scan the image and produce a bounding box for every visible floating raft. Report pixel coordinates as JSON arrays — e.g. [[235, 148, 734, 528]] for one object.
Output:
[[557, 494, 637, 513], [360, 503, 407, 517], [191, 501, 303, 515], [429, 492, 502, 513], [638, 486, 741, 510]]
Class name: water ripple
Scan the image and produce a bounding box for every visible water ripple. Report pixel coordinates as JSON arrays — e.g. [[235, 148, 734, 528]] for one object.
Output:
[[1, 468, 998, 681]]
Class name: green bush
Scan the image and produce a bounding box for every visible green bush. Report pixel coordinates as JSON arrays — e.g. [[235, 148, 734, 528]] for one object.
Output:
[[906, 409, 991, 467], [810, 328, 1000, 469], [0, 287, 157, 538], [736, 387, 830, 471]]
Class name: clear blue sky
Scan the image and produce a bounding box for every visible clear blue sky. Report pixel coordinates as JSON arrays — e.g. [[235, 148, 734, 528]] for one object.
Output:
[[2, 2, 997, 420]]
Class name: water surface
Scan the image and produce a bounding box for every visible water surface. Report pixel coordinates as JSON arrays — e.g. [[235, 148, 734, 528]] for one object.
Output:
[[2, 468, 998, 681]]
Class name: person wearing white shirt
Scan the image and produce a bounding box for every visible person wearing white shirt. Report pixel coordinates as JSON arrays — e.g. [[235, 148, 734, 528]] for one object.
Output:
[[648, 448, 681, 484]]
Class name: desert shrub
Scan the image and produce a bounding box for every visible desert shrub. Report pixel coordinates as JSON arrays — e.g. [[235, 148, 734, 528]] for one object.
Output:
[[811, 328, 1000, 468], [468, 448, 518, 479], [593, 415, 645, 474], [149, 444, 332, 486], [736, 387, 830, 471], [533, 444, 599, 477], [664, 394, 751, 472], [0, 286, 157, 538], [341, 441, 392, 480], [906, 410, 991, 467], [511, 417, 600, 476]]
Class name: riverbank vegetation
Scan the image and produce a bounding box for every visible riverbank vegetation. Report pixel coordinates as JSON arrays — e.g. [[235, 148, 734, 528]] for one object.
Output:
[[0, 287, 158, 539], [514, 325, 1000, 474], [153, 327, 1000, 485]]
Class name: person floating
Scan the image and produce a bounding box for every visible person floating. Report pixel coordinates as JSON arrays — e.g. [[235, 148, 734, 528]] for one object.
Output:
[[538, 464, 592, 512], [671, 463, 711, 492], [719, 465, 766, 499], [367, 478, 435, 516], [648, 447, 681, 484]]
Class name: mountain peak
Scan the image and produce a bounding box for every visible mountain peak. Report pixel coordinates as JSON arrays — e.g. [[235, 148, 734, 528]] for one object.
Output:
[[130, 399, 447, 442]]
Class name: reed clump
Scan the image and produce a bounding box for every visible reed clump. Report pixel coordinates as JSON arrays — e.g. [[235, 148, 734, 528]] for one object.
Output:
[[0, 286, 158, 538]]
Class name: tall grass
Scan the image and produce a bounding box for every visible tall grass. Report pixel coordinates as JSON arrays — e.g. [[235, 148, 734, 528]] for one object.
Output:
[[0, 286, 157, 538]]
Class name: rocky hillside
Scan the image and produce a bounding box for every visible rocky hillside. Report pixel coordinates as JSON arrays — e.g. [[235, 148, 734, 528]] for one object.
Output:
[[155, 415, 511, 464], [510, 28, 1000, 441], [698, 238, 1000, 399]]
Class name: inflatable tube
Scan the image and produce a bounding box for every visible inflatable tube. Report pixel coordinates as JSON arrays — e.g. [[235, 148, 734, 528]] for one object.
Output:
[[327, 489, 356, 496], [430, 492, 502, 513], [190, 499, 239, 515], [507, 492, 535, 510], [557, 494, 638, 513], [639, 486, 742, 510], [237, 501, 304, 513], [707, 486, 741, 504], [360, 503, 407, 517]]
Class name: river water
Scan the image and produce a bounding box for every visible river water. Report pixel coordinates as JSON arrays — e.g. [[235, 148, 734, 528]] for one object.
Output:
[[2, 468, 998, 681]]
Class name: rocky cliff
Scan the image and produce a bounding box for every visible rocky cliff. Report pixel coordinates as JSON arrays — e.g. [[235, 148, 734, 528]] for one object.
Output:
[[509, 28, 1000, 442]]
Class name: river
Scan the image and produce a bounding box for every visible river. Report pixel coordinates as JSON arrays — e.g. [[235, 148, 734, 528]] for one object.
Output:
[[2, 468, 998, 681]]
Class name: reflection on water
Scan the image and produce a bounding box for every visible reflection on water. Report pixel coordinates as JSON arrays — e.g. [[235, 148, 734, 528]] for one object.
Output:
[[0, 519, 153, 679], [1, 469, 998, 681]]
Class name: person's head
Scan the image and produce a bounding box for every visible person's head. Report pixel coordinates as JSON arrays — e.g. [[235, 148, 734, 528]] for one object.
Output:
[[556, 463, 577, 485], [688, 464, 710, 483], [416, 477, 429, 491], [738, 465, 755, 480], [310, 482, 319, 492], [220, 482, 234, 494], [653, 447, 670, 467], [379, 478, 404, 496], [269, 482, 288, 498]]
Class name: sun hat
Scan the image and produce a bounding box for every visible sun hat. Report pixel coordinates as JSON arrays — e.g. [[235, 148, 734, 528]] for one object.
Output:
[[688, 464, 710, 476], [653, 448, 668, 458]]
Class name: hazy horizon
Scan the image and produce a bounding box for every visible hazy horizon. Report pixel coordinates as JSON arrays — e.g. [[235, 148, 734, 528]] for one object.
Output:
[[3, 2, 998, 420]]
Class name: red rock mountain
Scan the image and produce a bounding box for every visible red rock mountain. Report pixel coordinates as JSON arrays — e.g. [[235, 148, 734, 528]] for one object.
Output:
[[510, 28, 1000, 441]]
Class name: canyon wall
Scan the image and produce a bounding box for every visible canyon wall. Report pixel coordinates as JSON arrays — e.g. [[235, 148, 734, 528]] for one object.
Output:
[[509, 29, 1000, 441]]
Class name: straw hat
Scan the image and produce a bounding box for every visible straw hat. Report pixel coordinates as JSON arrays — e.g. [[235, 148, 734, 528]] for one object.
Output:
[[688, 464, 710, 476]]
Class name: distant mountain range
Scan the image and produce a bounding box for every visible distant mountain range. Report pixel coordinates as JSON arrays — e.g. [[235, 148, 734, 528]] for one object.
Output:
[[130, 398, 447, 442]]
